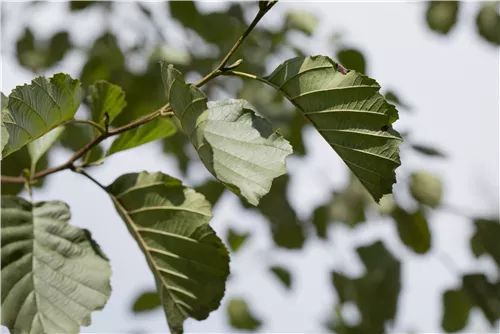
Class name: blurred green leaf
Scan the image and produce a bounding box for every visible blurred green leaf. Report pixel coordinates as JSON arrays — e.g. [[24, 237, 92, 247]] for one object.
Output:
[[16, 28, 71, 72], [195, 179, 226, 206], [227, 298, 262, 331], [59, 122, 104, 164], [462, 274, 500, 324], [106, 118, 176, 157], [1, 147, 48, 195], [1, 93, 10, 154], [270, 266, 292, 289], [476, 2, 500, 45], [69, 1, 108, 11], [392, 206, 432, 254], [27, 127, 65, 175], [254, 175, 306, 249], [385, 90, 411, 110], [442, 289, 472, 332], [470, 218, 500, 268], [226, 228, 250, 253], [87, 81, 127, 126], [132, 290, 161, 313], [409, 170, 443, 208], [410, 144, 446, 158], [286, 10, 318, 36], [163, 131, 191, 176], [150, 46, 192, 67], [426, 1, 460, 35], [331, 241, 401, 333], [337, 48, 366, 74]]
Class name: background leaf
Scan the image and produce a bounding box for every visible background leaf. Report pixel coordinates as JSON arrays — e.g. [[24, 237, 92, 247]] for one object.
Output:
[[87, 81, 127, 126], [270, 265, 292, 289], [106, 171, 230, 333], [264, 55, 402, 202], [426, 1, 460, 35], [410, 143, 446, 158], [285, 10, 318, 36], [1, 197, 112, 334], [476, 2, 500, 45], [409, 170, 443, 208], [392, 206, 432, 254], [226, 228, 250, 253], [132, 290, 162, 313], [106, 118, 176, 157], [441, 289, 472, 332], [227, 298, 262, 331], [336, 48, 366, 74], [470, 218, 500, 268]]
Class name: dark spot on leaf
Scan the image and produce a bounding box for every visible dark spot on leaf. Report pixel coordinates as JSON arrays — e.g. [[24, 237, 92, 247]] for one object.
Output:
[[381, 125, 389, 131]]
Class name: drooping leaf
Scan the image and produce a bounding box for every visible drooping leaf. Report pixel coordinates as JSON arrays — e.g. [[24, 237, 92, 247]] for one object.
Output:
[[462, 274, 500, 324], [442, 289, 472, 332], [27, 126, 65, 175], [392, 206, 432, 254], [409, 170, 442, 208], [194, 180, 226, 206], [476, 2, 500, 45], [426, 1, 460, 35], [470, 218, 500, 268], [106, 118, 176, 157], [270, 266, 292, 289], [337, 48, 366, 74], [227, 298, 262, 331], [264, 55, 402, 202], [226, 228, 250, 253], [132, 290, 162, 313], [2, 73, 82, 158], [162, 63, 293, 206], [331, 241, 401, 333], [87, 81, 127, 126], [1, 197, 112, 334], [106, 172, 230, 334], [410, 143, 446, 158], [285, 10, 318, 36]]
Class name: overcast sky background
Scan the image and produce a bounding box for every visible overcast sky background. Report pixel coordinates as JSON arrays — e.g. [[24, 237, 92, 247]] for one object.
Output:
[[1, 1, 499, 333]]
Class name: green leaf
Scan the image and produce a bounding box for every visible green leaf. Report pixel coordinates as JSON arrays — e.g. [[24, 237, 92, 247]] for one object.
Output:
[[1, 197, 112, 334], [426, 1, 460, 35], [106, 118, 176, 157], [476, 2, 500, 45], [264, 55, 402, 202], [337, 48, 366, 74], [2, 73, 82, 158], [106, 172, 230, 334], [270, 266, 292, 289], [27, 126, 65, 175], [410, 143, 446, 158], [150, 46, 192, 67], [470, 218, 500, 268], [132, 290, 162, 313], [442, 289, 472, 332], [462, 274, 500, 324], [253, 175, 305, 249], [1, 93, 10, 154], [163, 131, 191, 176], [194, 180, 226, 206], [226, 228, 250, 253], [1, 147, 48, 195], [227, 298, 262, 331], [392, 206, 431, 254], [331, 241, 401, 332], [87, 81, 127, 126], [409, 170, 442, 208], [285, 10, 318, 36], [162, 63, 293, 206], [384, 90, 411, 110]]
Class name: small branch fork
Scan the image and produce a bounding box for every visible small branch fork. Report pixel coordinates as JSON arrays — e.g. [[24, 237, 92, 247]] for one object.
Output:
[[1, 1, 277, 185]]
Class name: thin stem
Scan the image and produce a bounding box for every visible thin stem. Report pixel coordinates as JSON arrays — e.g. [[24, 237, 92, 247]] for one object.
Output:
[[195, 1, 277, 88], [223, 70, 274, 87], [60, 118, 107, 134], [72, 167, 107, 192]]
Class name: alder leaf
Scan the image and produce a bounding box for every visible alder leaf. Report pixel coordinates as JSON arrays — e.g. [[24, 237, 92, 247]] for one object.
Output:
[[1, 93, 10, 154], [27, 126, 65, 175], [264, 55, 402, 202], [106, 118, 176, 157], [270, 265, 292, 289], [392, 206, 432, 254], [1, 197, 112, 334], [87, 81, 127, 126], [161, 63, 293, 206], [106, 171, 230, 334], [227, 298, 262, 331], [132, 290, 162, 313], [442, 289, 472, 332], [2, 73, 82, 158], [409, 171, 442, 208]]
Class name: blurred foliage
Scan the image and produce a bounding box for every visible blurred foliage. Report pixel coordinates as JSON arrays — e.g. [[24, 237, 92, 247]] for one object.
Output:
[[227, 298, 262, 331], [2, 1, 499, 333]]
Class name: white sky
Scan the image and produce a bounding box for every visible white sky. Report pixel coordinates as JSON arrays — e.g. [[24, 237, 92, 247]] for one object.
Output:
[[1, 1, 499, 333]]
